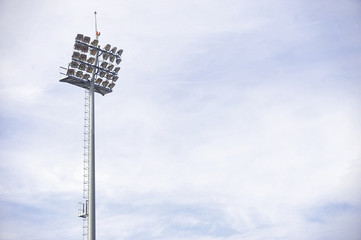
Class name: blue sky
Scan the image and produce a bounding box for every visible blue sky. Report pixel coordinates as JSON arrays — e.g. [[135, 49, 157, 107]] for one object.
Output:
[[1, 0, 361, 239]]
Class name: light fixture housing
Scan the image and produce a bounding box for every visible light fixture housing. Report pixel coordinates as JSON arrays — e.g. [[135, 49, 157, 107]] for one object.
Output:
[[76, 34, 84, 41], [117, 49, 123, 56], [104, 44, 111, 51], [95, 78, 102, 84], [83, 36, 91, 44]]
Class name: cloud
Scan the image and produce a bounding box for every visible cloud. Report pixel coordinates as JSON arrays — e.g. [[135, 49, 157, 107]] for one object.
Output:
[[1, 0, 361, 239]]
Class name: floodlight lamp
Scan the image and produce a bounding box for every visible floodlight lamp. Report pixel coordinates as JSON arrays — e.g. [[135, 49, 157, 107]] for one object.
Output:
[[104, 44, 111, 51], [115, 58, 122, 64], [114, 67, 120, 73], [86, 66, 94, 73], [103, 53, 109, 60], [100, 62, 108, 69], [79, 63, 86, 70], [108, 82, 115, 89], [112, 76, 119, 82], [74, 42, 83, 51], [71, 61, 79, 68], [106, 74, 112, 80], [95, 78, 102, 84], [99, 71, 106, 77], [83, 36, 91, 44], [76, 34, 84, 41], [82, 74, 90, 80], [72, 52, 80, 59], [102, 80, 109, 87], [76, 71, 83, 78], [90, 48, 97, 56], [87, 57, 96, 64], [111, 47, 117, 53], [116, 49, 123, 56], [81, 45, 89, 53], [67, 69, 75, 76], [80, 54, 87, 61], [91, 39, 99, 47], [109, 55, 115, 63], [107, 64, 114, 71]]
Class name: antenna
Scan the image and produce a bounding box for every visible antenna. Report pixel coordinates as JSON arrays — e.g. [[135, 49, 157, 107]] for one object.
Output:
[[94, 11, 100, 40]]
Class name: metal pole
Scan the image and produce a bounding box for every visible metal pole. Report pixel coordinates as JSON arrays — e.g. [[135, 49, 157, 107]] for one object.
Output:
[[88, 11, 98, 240], [88, 50, 96, 240]]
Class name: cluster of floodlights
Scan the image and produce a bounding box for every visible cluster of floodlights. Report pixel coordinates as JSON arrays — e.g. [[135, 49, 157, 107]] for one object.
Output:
[[65, 33, 123, 92]]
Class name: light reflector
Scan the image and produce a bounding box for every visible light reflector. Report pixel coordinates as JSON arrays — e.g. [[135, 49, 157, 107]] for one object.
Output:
[[107, 64, 114, 71], [74, 42, 83, 51], [76, 71, 83, 78], [114, 67, 120, 73], [71, 61, 79, 68], [100, 62, 108, 69], [111, 47, 117, 53], [79, 63, 86, 70], [104, 44, 111, 51], [90, 48, 97, 55], [116, 49, 123, 56], [106, 74, 112, 80], [91, 39, 99, 47], [108, 83, 115, 89], [87, 57, 96, 64], [67, 69, 75, 76], [72, 52, 80, 59], [102, 53, 109, 60], [95, 78, 102, 84], [83, 36, 91, 44], [99, 71, 106, 77], [82, 74, 90, 80], [86, 66, 94, 73], [76, 34, 84, 41], [81, 45, 88, 53], [102, 80, 109, 87], [80, 54, 87, 61]]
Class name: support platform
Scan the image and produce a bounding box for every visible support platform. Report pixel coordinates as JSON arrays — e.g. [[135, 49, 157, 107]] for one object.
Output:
[[60, 76, 112, 96]]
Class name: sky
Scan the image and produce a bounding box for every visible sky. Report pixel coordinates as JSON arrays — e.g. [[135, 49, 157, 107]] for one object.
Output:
[[0, 0, 361, 239]]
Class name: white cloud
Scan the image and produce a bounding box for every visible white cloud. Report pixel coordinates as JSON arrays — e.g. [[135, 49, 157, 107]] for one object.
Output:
[[1, 0, 361, 239]]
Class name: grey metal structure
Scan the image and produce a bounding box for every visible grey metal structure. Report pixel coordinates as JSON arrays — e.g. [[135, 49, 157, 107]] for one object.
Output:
[[60, 12, 123, 240]]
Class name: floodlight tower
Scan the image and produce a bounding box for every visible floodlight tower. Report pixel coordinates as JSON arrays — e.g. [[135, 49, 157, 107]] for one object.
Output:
[[59, 12, 123, 240]]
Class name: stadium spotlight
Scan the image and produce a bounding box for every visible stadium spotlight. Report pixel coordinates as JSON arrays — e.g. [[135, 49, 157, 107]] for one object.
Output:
[[83, 36, 91, 44], [59, 11, 124, 240], [104, 44, 111, 51], [90, 48, 97, 55], [91, 39, 99, 47], [95, 78, 102, 84], [116, 49, 123, 56], [100, 62, 108, 69], [108, 82, 115, 89], [110, 46, 117, 53], [107, 64, 114, 71], [76, 34, 84, 41]]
